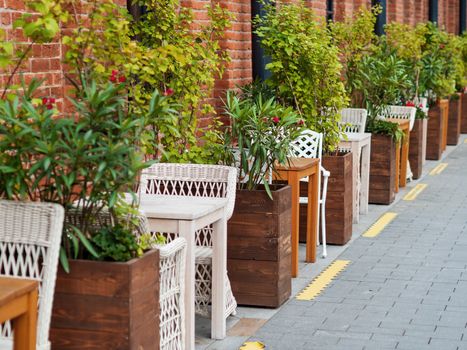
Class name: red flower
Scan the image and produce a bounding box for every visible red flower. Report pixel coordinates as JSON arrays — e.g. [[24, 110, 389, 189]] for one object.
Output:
[[42, 97, 48, 105], [49, 97, 56, 104], [111, 70, 118, 76], [118, 75, 126, 83], [419, 104, 423, 108], [272, 116, 280, 124], [405, 101, 415, 107], [110, 75, 117, 83], [46, 104, 53, 110], [163, 88, 174, 97], [297, 119, 305, 126], [439, 44, 445, 49]]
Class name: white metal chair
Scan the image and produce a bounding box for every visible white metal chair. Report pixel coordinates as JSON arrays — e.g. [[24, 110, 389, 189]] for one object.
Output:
[[289, 130, 329, 258], [139, 163, 238, 319], [339, 108, 368, 133], [0, 200, 64, 350], [158, 237, 187, 350]]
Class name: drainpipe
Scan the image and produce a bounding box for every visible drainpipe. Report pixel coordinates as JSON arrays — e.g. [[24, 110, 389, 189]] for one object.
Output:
[[429, 0, 438, 24], [460, 0, 466, 34], [327, 0, 334, 22], [372, 0, 386, 36], [251, 0, 271, 81]]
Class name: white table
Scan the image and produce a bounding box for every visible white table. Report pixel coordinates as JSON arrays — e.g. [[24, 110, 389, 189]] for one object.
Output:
[[339, 132, 372, 224], [139, 196, 229, 350]]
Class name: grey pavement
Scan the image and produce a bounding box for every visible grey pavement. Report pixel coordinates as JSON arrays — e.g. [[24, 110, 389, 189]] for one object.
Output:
[[198, 136, 467, 350]]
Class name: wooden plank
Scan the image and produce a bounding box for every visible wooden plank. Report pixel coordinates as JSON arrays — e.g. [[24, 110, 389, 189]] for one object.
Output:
[[409, 119, 423, 179], [369, 134, 396, 205], [447, 94, 461, 145], [426, 102, 444, 160], [461, 92, 467, 133]]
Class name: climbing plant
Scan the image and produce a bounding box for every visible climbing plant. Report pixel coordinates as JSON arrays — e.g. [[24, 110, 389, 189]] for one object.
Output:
[[254, 1, 348, 152]]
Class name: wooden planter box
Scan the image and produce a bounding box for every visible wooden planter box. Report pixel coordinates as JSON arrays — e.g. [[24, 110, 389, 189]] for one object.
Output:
[[426, 99, 449, 160], [50, 250, 160, 349], [298, 152, 353, 245], [461, 93, 467, 133], [409, 119, 424, 179], [227, 185, 292, 308], [447, 93, 462, 145], [369, 134, 396, 205]]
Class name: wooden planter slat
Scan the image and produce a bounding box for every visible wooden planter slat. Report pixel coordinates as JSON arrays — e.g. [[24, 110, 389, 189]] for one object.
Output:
[[461, 93, 467, 133], [426, 99, 449, 160], [447, 94, 462, 145], [369, 134, 396, 205], [409, 119, 424, 179], [228, 185, 292, 308], [50, 249, 160, 349]]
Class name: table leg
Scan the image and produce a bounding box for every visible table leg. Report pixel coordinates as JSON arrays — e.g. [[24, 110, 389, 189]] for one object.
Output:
[[289, 173, 300, 277], [395, 141, 400, 193], [351, 143, 360, 224], [14, 289, 37, 350], [400, 130, 409, 188], [306, 167, 318, 263], [178, 220, 196, 350], [211, 216, 227, 339], [360, 142, 370, 215]]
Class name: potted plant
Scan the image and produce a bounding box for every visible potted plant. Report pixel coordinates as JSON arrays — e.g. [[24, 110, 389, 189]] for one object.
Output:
[[222, 90, 303, 308], [419, 23, 457, 159], [256, 1, 352, 245], [385, 22, 429, 179]]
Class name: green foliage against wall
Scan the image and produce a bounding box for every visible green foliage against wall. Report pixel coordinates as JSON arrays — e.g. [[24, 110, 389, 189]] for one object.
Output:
[[62, 0, 232, 163], [255, 1, 348, 152]]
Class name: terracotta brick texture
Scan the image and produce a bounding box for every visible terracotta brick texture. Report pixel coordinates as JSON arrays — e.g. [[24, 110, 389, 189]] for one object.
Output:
[[1, 0, 465, 123]]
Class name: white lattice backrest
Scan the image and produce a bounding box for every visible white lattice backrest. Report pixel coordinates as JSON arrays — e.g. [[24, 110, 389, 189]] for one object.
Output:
[[339, 108, 368, 133], [158, 237, 187, 350], [140, 163, 237, 220], [290, 129, 323, 159], [385, 106, 417, 131], [0, 200, 64, 348]]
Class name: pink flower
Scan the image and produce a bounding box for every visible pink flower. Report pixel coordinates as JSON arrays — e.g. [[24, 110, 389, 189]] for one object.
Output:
[[419, 104, 423, 108], [272, 116, 280, 124], [163, 88, 174, 97]]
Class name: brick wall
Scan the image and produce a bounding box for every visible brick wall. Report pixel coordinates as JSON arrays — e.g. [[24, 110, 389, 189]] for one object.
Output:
[[1, 0, 465, 123]]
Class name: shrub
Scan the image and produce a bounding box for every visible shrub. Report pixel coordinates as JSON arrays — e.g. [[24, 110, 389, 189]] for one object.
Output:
[[254, 1, 348, 152]]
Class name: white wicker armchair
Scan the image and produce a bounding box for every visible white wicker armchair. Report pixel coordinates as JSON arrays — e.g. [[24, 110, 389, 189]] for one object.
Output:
[[0, 200, 64, 350], [339, 108, 368, 133], [289, 130, 329, 258], [384, 105, 417, 131], [158, 237, 187, 350], [139, 163, 238, 319]]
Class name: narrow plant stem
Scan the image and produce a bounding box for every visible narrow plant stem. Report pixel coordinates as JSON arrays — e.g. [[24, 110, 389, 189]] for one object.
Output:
[[2, 42, 34, 99]]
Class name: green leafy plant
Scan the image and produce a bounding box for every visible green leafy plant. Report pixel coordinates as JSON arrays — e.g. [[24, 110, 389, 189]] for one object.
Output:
[[222, 91, 304, 198], [0, 76, 153, 270], [329, 6, 380, 104], [254, 1, 348, 152], [419, 22, 457, 104], [61, 0, 232, 163]]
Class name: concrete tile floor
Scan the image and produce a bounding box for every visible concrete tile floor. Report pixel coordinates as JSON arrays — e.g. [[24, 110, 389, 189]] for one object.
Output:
[[196, 135, 467, 350]]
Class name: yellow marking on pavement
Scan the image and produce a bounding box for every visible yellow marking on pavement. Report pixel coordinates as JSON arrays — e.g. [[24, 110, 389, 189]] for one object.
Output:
[[296, 260, 350, 301], [239, 341, 265, 350], [464, 139, 467, 144], [403, 184, 428, 201], [362, 212, 398, 238], [430, 163, 448, 175]]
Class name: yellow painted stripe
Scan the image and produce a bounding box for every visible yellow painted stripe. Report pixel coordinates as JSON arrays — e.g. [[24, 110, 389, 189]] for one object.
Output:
[[430, 163, 448, 175], [403, 183, 428, 201], [464, 139, 467, 144], [362, 212, 398, 238], [239, 342, 265, 350], [296, 260, 350, 301]]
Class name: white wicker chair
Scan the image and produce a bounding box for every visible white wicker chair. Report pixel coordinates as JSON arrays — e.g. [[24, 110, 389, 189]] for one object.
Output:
[[0, 200, 64, 350], [139, 163, 238, 319], [339, 108, 368, 133], [158, 237, 187, 350], [289, 130, 330, 258], [384, 106, 417, 131]]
